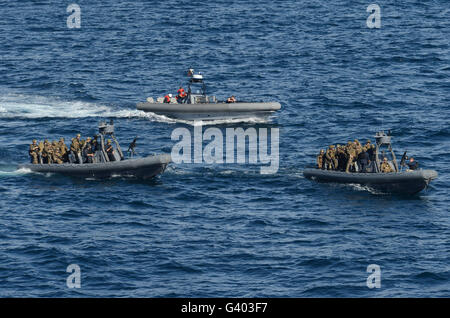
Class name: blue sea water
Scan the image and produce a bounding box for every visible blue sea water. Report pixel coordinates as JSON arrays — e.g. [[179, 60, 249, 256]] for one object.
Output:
[[0, 0, 449, 297]]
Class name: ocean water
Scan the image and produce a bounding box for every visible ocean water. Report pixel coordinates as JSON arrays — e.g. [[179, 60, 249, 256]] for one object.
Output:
[[0, 0, 449, 297]]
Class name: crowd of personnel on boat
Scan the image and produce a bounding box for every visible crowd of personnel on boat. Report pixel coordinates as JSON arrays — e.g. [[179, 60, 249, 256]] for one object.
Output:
[[316, 139, 375, 173], [28, 134, 116, 165], [316, 139, 419, 173]]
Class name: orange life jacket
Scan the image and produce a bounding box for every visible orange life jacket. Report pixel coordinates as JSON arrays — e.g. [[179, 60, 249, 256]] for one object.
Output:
[[164, 95, 170, 103], [177, 88, 186, 98]]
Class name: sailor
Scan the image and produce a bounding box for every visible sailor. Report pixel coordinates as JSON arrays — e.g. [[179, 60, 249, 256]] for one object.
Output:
[[83, 143, 95, 163], [317, 149, 325, 169], [91, 135, 100, 152], [106, 139, 116, 161], [336, 145, 347, 171], [177, 86, 187, 103], [84, 137, 92, 151], [226, 95, 236, 103], [29, 140, 39, 164], [406, 157, 419, 171], [380, 157, 393, 173], [357, 147, 370, 172], [164, 94, 172, 103]]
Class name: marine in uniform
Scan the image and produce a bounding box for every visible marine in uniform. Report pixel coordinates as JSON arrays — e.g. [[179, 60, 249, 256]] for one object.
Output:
[[380, 158, 393, 173], [345, 141, 356, 173], [29, 140, 39, 164], [324, 145, 338, 170], [52, 141, 63, 164], [317, 149, 325, 169], [42, 140, 53, 164], [58, 138, 69, 163]]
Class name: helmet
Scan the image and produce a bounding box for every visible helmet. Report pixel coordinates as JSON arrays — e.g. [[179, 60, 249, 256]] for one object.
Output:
[[168, 94, 172, 98]]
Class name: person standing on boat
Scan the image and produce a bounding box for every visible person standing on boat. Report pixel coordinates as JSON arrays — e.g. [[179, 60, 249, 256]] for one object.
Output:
[[357, 147, 370, 172], [106, 139, 116, 162], [317, 149, 325, 169], [29, 140, 39, 164], [177, 87, 187, 103]]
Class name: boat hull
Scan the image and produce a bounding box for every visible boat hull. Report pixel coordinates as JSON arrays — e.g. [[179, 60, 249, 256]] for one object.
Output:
[[18, 154, 171, 179], [136, 102, 281, 120], [303, 168, 438, 195]]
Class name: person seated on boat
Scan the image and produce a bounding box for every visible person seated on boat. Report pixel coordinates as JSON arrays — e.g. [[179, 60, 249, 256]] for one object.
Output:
[[51, 141, 63, 164], [226, 95, 237, 103], [29, 139, 40, 164], [164, 94, 172, 103], [380, 157, 393, 173], [177, 86, 187, 103], [324, 145, 338, 170], [406, 157, 419, 171], [106, 139, 116, 162], [316, 149, 325, 169], [83, 143, 95, 163]]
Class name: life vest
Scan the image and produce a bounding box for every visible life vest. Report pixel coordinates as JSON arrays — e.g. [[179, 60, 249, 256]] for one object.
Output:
[[177, 88, 186, 98], [164, 95, 171, 103]]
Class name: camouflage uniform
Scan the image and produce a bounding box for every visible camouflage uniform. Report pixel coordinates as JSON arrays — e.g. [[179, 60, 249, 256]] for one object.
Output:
[[324, 145, 338, 170], [42, 140, 53, 164], [381, 161, 393, 173], [316, 150, 325, 169], [29, 140, 39, 164], [345, 142, 356, 173], [52, 141, 63, 164], [58, 138, 69, 163]]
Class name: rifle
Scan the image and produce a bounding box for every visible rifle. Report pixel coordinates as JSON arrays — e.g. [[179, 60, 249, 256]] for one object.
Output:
[[400, 151, 407, 167]]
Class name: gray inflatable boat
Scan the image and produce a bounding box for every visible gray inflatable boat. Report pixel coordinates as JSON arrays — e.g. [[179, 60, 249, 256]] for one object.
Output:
[[304, 131, 438, 195], [20, 121, 171, 180], [303, 168, 438, 195], [137, 69, 281, 120]]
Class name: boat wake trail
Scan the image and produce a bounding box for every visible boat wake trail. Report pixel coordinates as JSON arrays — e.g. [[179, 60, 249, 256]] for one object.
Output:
[[0, 94, 142, 119], [0, 165, 32, 177], [0, 94, 272, 125], [136, 111, 271, 126]]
